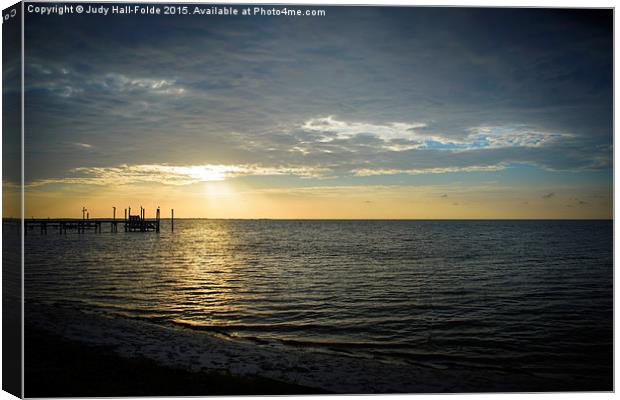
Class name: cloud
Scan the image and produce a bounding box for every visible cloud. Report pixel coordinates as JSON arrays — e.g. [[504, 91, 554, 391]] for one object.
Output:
[[21, 8, 612, 188], [568, 197, 587, 206], [302, 115, 428, 145], [99, 73, 186, 95], [301, 116, 572, 151], [26, 64, 186, 98], [21, 108, 611, 186], [464, 125, 571, 148], [352, 164, 507, 176], [27, 163, 328, 187], [24, 110, 612, 186]]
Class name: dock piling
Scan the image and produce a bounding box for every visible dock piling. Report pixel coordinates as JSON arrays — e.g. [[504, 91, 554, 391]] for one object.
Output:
[[156, 207, 160, 232], [112, 207, 117, 232]]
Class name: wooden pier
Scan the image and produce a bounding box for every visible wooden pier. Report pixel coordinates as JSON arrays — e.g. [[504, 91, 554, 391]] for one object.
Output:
[[25, 207, 175, 235]]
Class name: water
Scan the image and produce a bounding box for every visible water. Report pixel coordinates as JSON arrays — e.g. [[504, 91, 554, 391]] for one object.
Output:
[[24, 220, 613, 390]]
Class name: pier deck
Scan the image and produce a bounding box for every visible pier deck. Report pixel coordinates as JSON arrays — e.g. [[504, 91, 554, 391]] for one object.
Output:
[[25, 218, 160, 234], [23, 207, 174, 235]]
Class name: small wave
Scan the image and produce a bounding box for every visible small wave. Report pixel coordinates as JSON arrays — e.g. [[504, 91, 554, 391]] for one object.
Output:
[[170, 318, 336, 334]]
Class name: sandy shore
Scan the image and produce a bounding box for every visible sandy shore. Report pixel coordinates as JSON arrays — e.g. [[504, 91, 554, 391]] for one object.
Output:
[[25, 325, 327, 397], [24, 303, 612, 395], [24, 303, 449, 394]]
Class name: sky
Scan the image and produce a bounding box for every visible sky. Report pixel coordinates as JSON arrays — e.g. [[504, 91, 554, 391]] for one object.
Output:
[[7, 6, 613, 218]]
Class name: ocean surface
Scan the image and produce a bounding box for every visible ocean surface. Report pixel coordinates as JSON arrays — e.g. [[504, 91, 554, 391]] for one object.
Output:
[[24, 219, 613, 392]]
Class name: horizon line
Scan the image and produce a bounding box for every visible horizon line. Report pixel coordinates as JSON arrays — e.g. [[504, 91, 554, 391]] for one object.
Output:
[[3, 217, 613, 221]]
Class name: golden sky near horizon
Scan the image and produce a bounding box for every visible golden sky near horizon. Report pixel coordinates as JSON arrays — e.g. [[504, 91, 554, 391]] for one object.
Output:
[[6, 178, 611, 220]]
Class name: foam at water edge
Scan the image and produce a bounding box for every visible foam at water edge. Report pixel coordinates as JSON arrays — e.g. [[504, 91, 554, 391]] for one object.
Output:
[[26, 302, 569, 393]]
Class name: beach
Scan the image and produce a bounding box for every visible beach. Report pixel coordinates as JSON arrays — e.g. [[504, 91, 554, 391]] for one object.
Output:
[[24, 303, 445, 394], [26, 302, 612, 396], [25, 325, 323, 397]]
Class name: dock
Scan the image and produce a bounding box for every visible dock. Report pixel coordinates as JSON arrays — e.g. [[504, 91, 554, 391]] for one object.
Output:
[[25, 207, 174, 235]]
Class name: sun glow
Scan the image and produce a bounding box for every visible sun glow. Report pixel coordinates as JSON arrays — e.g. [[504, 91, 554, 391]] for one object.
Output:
[[183, 165, 242, 182], [204, 181, 237, 198]]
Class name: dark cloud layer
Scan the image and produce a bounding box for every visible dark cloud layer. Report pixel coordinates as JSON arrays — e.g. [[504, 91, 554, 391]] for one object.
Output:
[[20, 7, 612, 184]]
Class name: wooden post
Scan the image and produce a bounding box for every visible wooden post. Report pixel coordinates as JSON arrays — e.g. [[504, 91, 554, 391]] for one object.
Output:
[[156, 207, 160, 232], [171, 209, 174, 232]]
